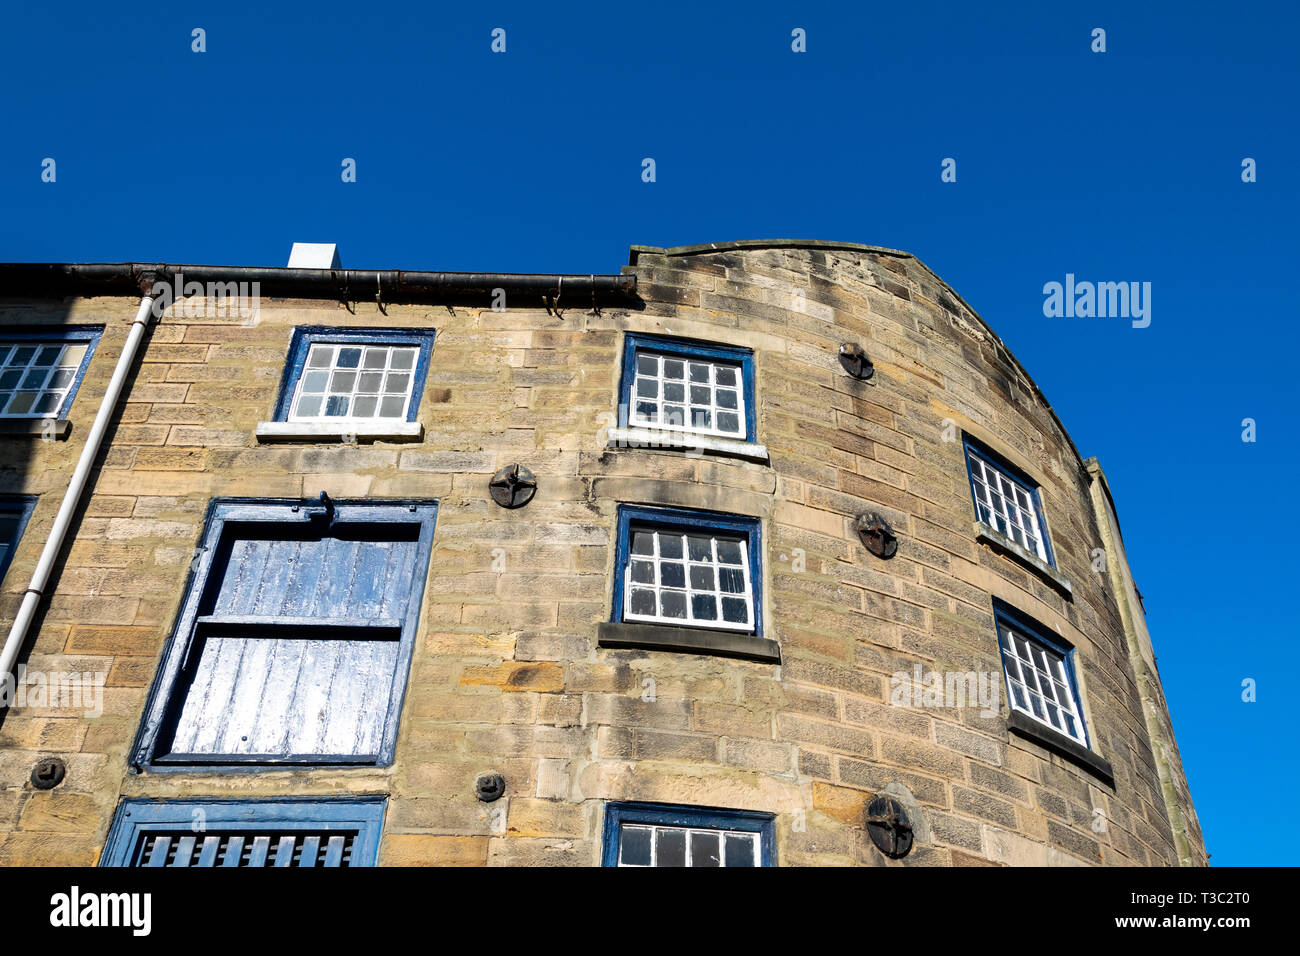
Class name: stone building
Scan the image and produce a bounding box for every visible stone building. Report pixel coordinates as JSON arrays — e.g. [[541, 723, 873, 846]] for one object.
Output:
[[0, 239, 1205, 866]]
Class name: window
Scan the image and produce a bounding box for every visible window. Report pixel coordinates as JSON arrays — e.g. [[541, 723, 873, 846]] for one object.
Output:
[[963, 435, 1054, 565], [132, 498, 436, 769], [995, 601, 1089, 747], [0, 328, 101, 419], [602, 803, 775, 867], [613, 505, 762, 635], [273, 328, 435, 423], [619, 334, 755, 442], [100, 798, 385, 867], [0, 496, 36, 584]]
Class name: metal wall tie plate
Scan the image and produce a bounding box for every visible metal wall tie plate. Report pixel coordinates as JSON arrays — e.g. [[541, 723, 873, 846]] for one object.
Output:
[[475, 773, 506, 802], [489, 463, 537, 508], [855, 511, 898, 559], [865, 795, 913, 858], [30, 756, 66, 790], [839, 342, 874, 380]]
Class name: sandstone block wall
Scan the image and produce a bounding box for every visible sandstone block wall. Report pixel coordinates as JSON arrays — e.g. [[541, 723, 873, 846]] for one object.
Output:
[[0, 240, 1206, 866]]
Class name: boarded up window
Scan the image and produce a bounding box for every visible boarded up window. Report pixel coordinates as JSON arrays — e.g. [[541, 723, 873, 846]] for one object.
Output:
[[101, 798, 386, 867], [135, 500, 436, 768]]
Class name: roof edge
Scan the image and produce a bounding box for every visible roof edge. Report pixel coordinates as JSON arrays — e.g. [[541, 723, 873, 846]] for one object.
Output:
[[628, 238, 1096, 493]]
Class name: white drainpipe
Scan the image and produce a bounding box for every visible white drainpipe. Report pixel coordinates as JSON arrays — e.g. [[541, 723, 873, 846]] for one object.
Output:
[[0, 292, 157, 687]]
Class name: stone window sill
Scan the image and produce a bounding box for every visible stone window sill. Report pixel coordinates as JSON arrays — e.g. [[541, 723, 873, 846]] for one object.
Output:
[[256, 421, 424, 443], [1007, 710, 1114, 787], [598, 621, 781, 664], [606, 426, 769, 464], [974, 521, 1073, 600], [0, 419, 70, 439]]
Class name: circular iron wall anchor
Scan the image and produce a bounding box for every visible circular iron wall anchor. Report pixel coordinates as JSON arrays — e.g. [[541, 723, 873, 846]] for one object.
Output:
[[865, 795, 913, 858], [838, 342, 874, 380], [489, 464, 537, 509], [855, 511, 898, 559], [475, 773, 506, 802], [30, 756, 66, 791]]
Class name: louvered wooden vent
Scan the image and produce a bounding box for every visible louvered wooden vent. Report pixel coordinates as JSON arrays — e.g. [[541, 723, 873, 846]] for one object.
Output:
[[135, 830, 359, 867]]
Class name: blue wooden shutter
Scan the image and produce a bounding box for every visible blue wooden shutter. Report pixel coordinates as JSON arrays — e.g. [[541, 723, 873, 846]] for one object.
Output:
[[101, 798, 386, 867], [144, 501, 435, 766]]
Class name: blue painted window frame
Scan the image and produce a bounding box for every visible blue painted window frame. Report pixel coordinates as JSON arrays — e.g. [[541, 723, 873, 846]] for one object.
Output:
[[992, 599, 1091, 749], [0, 326, 103, 419], [131, 497, 437, 772], [612, 504, 764, 637], [961, 433, 1057, 567], [0, 495, 37, 586], [100, 797, 386, 867], [617, 333, 758, 441], [601, 802, 776, 867], [271, 327, 436, 423]]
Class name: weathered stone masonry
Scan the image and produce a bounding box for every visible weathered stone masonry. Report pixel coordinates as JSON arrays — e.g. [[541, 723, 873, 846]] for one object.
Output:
[[0, 240, 1206, 866]]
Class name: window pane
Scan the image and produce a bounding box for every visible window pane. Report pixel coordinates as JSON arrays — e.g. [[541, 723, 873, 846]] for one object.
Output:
[[620, 826, 652, 866], [660, 591, 687, 619], [691, 594, 717, 620], [690, 831, 721, 867], [7, 392, 35, 414], [689, 565, 714, 590], [629, 589, 656, 616], [724, 833, 756, 866], [656, 828, 686, 867], [721, 597, 748, 624], [31, 393, 59, 414]]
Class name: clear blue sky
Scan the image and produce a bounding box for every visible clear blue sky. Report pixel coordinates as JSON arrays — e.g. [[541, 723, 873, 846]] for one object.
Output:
[[1, 1, 1294, 865]]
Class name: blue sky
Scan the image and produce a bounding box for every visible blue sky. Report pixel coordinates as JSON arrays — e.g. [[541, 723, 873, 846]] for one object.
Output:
[[1, 1, 1295, 865]]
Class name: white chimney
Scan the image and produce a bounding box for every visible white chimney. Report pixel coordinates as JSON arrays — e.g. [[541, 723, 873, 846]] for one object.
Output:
[[287, 243, 341, 269]]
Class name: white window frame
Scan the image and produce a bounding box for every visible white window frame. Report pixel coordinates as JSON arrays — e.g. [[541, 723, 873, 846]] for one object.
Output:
[[966, 447, 1050, 563], [617, 823, 761, 867], [999, 621, 1088, 746], [286, 341, 421, 424], [0, 340, 92, 419], [628, 350, 748, 441], [623, 527, 754, 632]]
